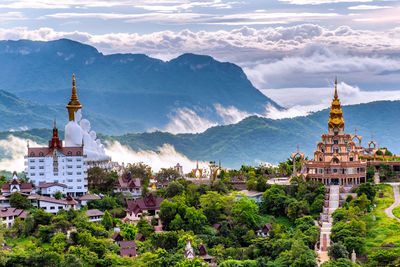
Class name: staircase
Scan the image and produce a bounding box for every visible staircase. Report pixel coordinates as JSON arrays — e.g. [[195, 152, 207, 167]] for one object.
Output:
[[318, 185, 340, 265]]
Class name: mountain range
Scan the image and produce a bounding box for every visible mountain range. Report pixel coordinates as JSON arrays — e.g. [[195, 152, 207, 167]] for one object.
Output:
[[0, 39, 278, 134], [2, 100, 400, 168]]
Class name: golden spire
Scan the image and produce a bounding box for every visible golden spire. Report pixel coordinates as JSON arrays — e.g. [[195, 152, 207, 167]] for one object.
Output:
[[334, 76, 338, 99], [328, 77, 344, 129], [66, 73, 82, 121]]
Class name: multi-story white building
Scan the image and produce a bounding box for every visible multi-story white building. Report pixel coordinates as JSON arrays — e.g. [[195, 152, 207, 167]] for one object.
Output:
[[25, 122, 88, 197]]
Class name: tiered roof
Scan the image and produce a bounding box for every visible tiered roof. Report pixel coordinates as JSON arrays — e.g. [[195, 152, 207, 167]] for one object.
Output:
[[126, 193, 164, 215], [328, 78, 344, 129]]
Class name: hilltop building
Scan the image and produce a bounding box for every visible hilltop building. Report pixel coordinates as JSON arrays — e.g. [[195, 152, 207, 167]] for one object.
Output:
[[25, 74, 121, 197], [303, 79, 367, 186], [26, 120, 87, 197]]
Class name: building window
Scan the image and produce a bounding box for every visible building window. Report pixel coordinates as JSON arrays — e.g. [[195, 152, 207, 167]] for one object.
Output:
[[77, 186, 82, 189], [334, 131, 338, 136], [77, 172, 81, 175], [67, 172, 73, 176], [319, 157, 323, 162], [30, 152, 35, 156], [77, 159, 81, 162], [39, 173, 44, 176], [350, 157, 353, 162], [30, 166, 35, 169], [50, 206, 55, 210], [77, 165, 81, 168], [39, 152, 44, 156], [29, 159, 35, 163], [67, 179, 73, 182], [30, 173, 35, 176], [68, 151, 72, 156], [42, 207, 47, 210], [67, 165, 72, 169], [39, 166, 44, 169], [59, 206, 63, 210], [68, 186, 73, 189], [77, 179, 82, 182], [39, 159, 44, 162], [67, 159, 72, 162], [77, 151, 81, 156]]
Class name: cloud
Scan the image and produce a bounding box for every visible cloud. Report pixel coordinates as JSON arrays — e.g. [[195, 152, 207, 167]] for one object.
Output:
[[105, 141, 208, 173], [348, 5, 391, 10], [164, 107, 218, 134], [0, 0, 237, 10], [262, 82, 400, 119], [214, 103, 251, 124], [243, 43, 400, 89], [279, 0, 372, 4], [0, 135, 43, 172], [161, 104, 253, 134]]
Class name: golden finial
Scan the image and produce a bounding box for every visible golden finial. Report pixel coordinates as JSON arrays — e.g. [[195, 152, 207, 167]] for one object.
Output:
[[334, 77, 338, 99], [328, 76, 344, 129]]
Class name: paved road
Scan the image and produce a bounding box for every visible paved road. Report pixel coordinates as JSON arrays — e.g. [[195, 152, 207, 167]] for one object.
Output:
[[384, 183, 400, 221]]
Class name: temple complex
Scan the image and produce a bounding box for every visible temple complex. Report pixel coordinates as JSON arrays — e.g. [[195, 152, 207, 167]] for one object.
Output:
[[303, 79, 367, 186]]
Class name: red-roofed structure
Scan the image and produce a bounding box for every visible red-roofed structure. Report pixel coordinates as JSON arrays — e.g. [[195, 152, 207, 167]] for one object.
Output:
[[114, 172, 141, 197], [119, 241, 137, 257], [0, 207, 29, 227], [125, 193, 164, 222]]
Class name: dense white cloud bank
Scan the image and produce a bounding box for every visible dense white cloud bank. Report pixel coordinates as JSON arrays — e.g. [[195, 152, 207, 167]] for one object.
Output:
[[105, 142, 208, 173], [0, 136, 42, 172]]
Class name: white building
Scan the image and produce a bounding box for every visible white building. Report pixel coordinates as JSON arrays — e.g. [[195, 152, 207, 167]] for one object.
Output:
[[32, 195, 78, 214], [25, 122, 88, 197], [86, 209, 104, 222], [39, 182, 68, 197], [0, 207, 29, 227]]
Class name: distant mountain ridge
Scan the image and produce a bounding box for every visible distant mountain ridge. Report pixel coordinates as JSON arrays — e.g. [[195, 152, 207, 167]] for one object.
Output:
[[0, 39, 278, 133], [3, 100, 400, 168]]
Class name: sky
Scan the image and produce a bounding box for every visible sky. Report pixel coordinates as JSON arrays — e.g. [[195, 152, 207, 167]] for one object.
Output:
[[0, 0, 400, 169], [0, 0, 399, 112]]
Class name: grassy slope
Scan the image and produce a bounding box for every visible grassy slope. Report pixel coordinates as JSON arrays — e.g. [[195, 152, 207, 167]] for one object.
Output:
[[366, 184, 400, 250]]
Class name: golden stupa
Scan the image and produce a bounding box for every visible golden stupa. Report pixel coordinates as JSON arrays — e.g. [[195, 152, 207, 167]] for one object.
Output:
[[328, 78, 344, 129], [66, 74, 82, 121]]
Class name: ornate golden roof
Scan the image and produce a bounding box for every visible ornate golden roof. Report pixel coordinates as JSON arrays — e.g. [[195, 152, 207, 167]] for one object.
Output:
[[328, 78, 344, 129], [66, 74, 82, 121]]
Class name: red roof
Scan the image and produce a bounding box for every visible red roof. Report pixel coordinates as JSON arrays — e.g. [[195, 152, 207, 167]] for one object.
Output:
[[0, 207, 28, 217], [32, 195, 78, 205], [126, 193, 164, 214], [112, 232, 124, 242], [198, 244, 213, 260], [119, 241, 136, 257], [39, 182, 67, 189], [86, 209, 104, 217], [1, 179, 34, 193], [115, 174, 141, 190], [28, 146, 83, 157]]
